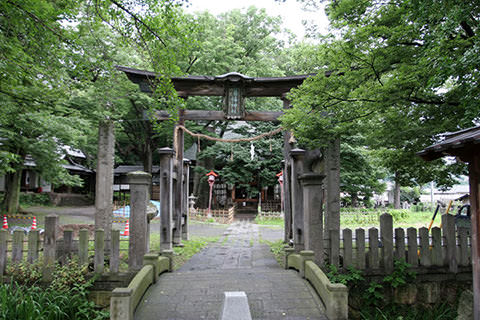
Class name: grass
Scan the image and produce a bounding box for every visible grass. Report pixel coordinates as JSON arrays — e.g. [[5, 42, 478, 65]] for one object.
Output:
[[254, 216, 284, 226], [172, 236, 219, 270], [260, 239, 286, 268]]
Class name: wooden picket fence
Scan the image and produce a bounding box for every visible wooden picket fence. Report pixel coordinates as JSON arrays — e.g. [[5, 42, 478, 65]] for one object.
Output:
[[192, 206, 235, 224], [0, 221, 127, 277], [326, 213, 471, 273]]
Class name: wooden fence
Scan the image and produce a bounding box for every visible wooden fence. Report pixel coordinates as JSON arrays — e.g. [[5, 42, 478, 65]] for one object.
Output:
[[0, 219, 128, 277], [326, 213, 471, 274], [192, 206, 235, 224]]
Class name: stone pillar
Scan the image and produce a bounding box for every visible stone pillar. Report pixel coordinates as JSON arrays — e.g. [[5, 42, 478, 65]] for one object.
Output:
[[127, 171, 151, 271], [290, 148, 305, 251], [173, 113, 184, 245], [182, 159, 191, 241], [158, 147, 174, 252], [325, 138, 340, 241], [300, 173, 326, 266], [95, 120, 115, 244], [282, 96, 293, 243]]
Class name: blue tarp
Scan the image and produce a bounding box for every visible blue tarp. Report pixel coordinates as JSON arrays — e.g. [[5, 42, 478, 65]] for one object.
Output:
[[113, 200, 160, 218]]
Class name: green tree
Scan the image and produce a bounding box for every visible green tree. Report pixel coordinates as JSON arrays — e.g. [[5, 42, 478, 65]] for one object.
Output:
[[281, 0, 477, 207], [0, 0, 193, 213]]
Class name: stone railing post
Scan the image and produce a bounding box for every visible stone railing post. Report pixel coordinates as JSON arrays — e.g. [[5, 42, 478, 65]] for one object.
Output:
[[284, 247, 295, 270], [299, 173, 325, 266], [300, 250, 314, 278], [127, 171, 151, 271], [182, 159, 191, 241], [158, 148, 174, 252], [110, 288, 133, 320], [290, 148, 305, 252], [43, 215, 58, 281]]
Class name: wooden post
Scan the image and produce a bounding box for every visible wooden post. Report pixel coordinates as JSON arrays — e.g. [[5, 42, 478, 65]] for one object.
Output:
[[468, 158, 480, 320], [43, 215, 58, 281], [419, 227, 431, 267], [0, 230, 6, 275], [95, 120, 114, 245], [127, 171, 151, 271], [442, 214, 458, 273], [158, 147, 174, 252], [380, 213, 393, 273], [394, 228, 406, 261], [63, 229, 73, 264], [431, 227, 443, 266], [368, 228, 379, 269], [110, 229, 120, 273], [27, 230, 39, 263], [458, 227, 469, 266], [79, 229, 89, 266], [290, 148, 305, 252], [407, 227, 418, 267], [356, 228, 366, 270], [299, 173, 325, 266], [330, 229, 340, 268], [12, 229, 24, 263], [282, 97, 293, 243], [343, 228, 353, 269], [94, 229, 105, 274]]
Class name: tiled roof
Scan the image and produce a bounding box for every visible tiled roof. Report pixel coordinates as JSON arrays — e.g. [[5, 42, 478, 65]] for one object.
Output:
[[418, 126, 480, 161]]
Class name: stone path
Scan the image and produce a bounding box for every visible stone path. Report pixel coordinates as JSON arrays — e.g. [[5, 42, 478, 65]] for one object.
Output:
[[135, 221, 327, 320]]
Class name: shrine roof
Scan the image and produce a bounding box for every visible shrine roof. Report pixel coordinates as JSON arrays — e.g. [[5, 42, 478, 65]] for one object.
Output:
[[116, 65, 316, 97], [417, 126, 480, 162]]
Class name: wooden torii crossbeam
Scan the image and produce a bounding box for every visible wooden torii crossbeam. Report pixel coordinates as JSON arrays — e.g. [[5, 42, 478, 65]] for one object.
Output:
[[117, 65, 313, 122]]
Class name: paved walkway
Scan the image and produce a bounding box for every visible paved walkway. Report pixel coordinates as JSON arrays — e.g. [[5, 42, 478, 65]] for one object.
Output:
[[135, 221, 327, 320]]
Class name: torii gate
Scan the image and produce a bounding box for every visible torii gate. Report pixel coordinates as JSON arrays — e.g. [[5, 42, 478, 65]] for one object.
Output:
[[117, 66, 340, 258]]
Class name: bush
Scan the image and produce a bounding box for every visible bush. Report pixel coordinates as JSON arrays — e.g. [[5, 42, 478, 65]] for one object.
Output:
[[0, 281, 109, 320], [19, 193, 50, 206], [3, 258, 108, 319], [387, 209, 409, 222]]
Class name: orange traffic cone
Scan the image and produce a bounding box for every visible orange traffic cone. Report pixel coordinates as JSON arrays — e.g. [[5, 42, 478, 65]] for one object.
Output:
[[2, 215, 8, 229], [122, 220, 129, 236], [31, 216, 37, 230]]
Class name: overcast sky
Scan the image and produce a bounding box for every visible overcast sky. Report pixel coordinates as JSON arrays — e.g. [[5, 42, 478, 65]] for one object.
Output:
[[184, 0, 329, 40]]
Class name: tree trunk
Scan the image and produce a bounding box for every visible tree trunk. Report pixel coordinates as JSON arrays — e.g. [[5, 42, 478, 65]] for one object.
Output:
[[351, 192, 358, 208], [3, 171, 22, 214], [394, 176, 401, 209]]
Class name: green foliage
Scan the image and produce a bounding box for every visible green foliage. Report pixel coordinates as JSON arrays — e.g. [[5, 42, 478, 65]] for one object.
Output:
[[19, 193, 51, 207], [365, 281, 384, 306], [3, 258, 107, 319], [383, 260, 416, 289], [0, 281, 109, 320], [387, 210, 409, 223], [6, 260, 43, 286], [50, 258, 90, 292], [282, 0, 476, 190], [359, 303, 457, 320], [326, 264, 364, 287]]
